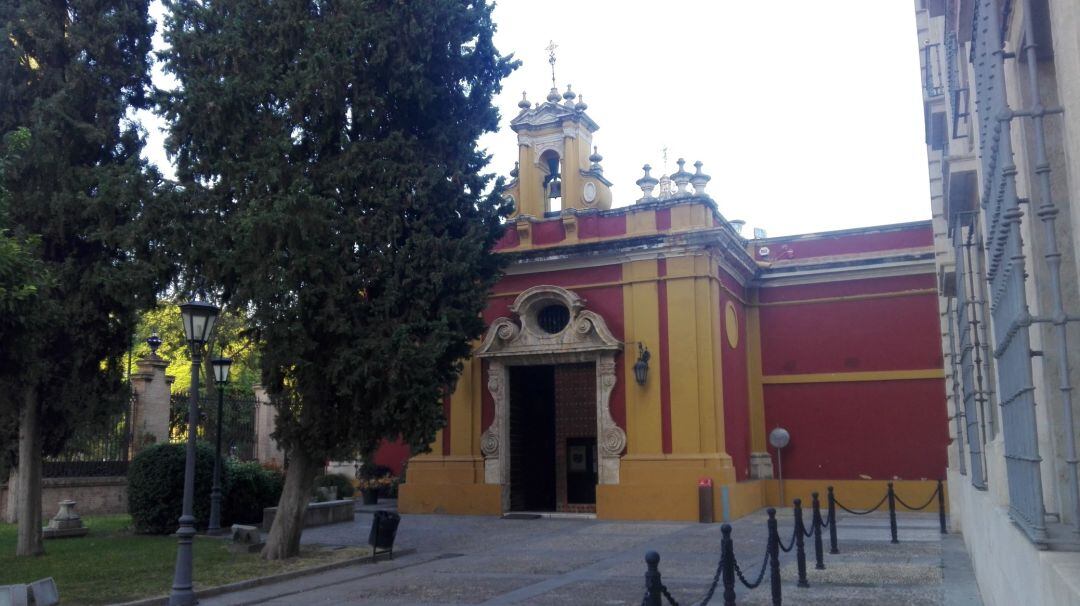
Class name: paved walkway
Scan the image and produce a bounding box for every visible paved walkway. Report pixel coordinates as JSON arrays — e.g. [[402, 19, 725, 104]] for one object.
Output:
[[201, 507, 983, 605]]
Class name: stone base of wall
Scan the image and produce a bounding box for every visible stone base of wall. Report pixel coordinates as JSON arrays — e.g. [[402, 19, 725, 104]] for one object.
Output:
[[948, 469, 1080, 606], [0, 476, 128, 522]]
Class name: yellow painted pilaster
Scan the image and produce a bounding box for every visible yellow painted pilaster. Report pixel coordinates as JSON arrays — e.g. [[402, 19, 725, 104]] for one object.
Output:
[[449, 357, 475, 456], [665, 254, 722, 455], [562, 135, 582, 210], [622, 259, 662, 454], [697, 272, 722, 454], [746, 291, 767, 452], [517, 144, 543, 217]]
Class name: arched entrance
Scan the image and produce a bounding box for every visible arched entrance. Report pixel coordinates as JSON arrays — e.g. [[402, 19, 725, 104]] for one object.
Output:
[[475, 285, 625, 513]]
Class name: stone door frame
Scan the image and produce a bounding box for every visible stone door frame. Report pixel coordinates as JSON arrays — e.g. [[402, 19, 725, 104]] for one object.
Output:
[[474, 285, 625, 512]]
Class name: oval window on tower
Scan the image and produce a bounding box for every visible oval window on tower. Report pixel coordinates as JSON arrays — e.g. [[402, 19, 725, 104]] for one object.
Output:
[[537, 304, 570, 334]]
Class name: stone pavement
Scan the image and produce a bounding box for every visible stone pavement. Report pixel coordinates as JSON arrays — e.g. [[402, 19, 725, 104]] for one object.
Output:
[[201, 507, 983, 605]]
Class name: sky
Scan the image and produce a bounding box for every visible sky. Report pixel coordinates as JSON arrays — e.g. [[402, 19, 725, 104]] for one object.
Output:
[[141, 0, 931, 238]]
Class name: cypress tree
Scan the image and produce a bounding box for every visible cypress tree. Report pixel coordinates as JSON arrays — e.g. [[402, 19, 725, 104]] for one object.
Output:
[[1, 1, 163, 555], [162, 0, 515, 558]]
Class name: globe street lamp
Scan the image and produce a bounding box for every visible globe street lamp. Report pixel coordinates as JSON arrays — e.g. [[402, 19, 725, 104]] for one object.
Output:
[[207, 357, 233, 535], [170, 296, 219, 606]]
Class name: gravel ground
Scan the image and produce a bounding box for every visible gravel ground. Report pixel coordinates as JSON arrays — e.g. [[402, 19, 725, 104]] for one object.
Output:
[[200, 506, 983, 605]]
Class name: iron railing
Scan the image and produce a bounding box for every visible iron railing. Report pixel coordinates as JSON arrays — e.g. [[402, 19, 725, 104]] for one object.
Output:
[[43, 391, 135, 478], [170, 391, 258, 461], [944, 31, 970, 139], [921, 42, 945, 99]]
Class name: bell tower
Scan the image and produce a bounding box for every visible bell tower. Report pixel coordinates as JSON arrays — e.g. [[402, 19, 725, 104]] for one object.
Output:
[[503, 45, 612, 217]]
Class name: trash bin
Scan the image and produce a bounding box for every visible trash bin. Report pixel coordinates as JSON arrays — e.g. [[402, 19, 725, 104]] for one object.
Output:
[[698, 477, 714, 523], [368, 510, 401, 561]]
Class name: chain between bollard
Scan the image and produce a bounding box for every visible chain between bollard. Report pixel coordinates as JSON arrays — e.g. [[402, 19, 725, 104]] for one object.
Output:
[[811, 492, 826, 570], [734, 541, 770, 589], [778, 525, 797, 553], [833, 491, 889, 516], [893, 483, 940, 511]]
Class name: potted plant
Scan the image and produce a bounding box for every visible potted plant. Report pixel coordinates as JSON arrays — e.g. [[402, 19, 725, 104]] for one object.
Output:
[[358, 476, 392, 505]]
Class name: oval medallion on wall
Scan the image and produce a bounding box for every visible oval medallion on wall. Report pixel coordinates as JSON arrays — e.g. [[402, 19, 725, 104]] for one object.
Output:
[[724, 301, 739, 348], [583, 181, 597, 205]]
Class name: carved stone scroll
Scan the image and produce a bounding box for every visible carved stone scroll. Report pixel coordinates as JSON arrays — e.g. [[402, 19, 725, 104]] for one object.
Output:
[[475, 285, 626, 495]]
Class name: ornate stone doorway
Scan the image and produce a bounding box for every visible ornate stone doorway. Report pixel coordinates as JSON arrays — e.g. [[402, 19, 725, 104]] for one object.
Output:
[[475, 285, 625, 513]]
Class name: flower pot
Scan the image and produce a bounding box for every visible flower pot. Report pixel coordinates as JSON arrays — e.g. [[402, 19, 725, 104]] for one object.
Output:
[[362, 490, 379, 505]]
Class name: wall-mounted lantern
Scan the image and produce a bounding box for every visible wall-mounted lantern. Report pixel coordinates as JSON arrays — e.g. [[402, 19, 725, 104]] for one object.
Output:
[[633, 342, 651, 386]]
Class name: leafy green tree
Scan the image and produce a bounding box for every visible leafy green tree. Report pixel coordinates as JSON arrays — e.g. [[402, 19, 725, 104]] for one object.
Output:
[[1, 1, 165, 555], [161, 0, 515, 558], [0, 128, 48, 482], [131, 300, 260, 396]]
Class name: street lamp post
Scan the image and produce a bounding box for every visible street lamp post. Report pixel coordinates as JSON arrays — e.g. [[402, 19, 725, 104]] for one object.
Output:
[[207, 356, 233, 535], [170, 296, 220, 606]]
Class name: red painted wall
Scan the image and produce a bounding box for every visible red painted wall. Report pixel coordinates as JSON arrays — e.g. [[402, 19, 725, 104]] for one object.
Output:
[[719, 269, 751, 480], [373, 439, 410, 476], [763, 379, 948, 480], [759, 276, 943, 375], [753, 224, 932, 261], [758, 272, 947, 480]]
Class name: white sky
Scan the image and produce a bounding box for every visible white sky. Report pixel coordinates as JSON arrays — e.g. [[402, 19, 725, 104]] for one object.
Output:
[[141, 0, 931, 238]]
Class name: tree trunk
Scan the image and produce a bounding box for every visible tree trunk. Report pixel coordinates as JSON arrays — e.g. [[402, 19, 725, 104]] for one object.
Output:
[[4, 469, 18, 524], [261, 447, 321, 560], [16, 388, 43, 557]]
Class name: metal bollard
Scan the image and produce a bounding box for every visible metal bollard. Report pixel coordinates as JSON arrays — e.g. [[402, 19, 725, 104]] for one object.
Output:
[[937, 479, 947, 534], [793, 498, 809, 588], [811, 492, 825, 570], [767, 508, 783, 606], [721, 524, 737, 606], [643, 551, 663, 606], [887, 482, 899, 544], [827, 486, 839, 554]]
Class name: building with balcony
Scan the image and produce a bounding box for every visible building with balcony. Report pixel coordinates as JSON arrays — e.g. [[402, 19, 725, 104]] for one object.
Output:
[[914, 0, 1080, 603]]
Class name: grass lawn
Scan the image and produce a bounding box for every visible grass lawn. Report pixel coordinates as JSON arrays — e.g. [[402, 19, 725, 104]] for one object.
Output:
[[0, 515, 369, 605]]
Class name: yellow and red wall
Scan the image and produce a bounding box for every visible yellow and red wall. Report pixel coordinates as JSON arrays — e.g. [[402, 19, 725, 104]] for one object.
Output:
[[396, 202, 948, 519]]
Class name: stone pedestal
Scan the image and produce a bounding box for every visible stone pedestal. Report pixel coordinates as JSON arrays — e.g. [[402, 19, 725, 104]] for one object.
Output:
[[229, 524, 264, 554], [749, 452, 775, 479], [42, 500, 88, 539], [130, 354, 174, 451]]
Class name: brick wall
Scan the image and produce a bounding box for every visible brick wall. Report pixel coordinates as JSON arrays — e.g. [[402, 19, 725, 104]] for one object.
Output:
[[554, 363, 596, 513], [1, 477, 127, 522]]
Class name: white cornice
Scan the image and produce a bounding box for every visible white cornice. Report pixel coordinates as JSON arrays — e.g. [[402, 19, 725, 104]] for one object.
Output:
[[755, 258, 936, 287]]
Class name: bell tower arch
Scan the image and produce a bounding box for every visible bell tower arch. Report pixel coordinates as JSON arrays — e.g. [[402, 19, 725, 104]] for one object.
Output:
[[503, 85, 613, 217]]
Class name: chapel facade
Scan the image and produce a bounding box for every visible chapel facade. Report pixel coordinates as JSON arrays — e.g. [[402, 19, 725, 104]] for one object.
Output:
[[397, 82, 949, 520]]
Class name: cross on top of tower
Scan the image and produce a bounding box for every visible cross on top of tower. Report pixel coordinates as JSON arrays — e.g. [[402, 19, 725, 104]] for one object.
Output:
[[546, 40, 558, 88]]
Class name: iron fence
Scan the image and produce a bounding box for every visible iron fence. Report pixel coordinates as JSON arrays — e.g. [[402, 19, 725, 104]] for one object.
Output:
[[43, 391, 135, 478], [170, 391, 258, 461]]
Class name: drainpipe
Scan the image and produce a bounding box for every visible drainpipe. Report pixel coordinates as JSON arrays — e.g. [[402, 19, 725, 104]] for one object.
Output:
[[1018, 0, 1080, 534]]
